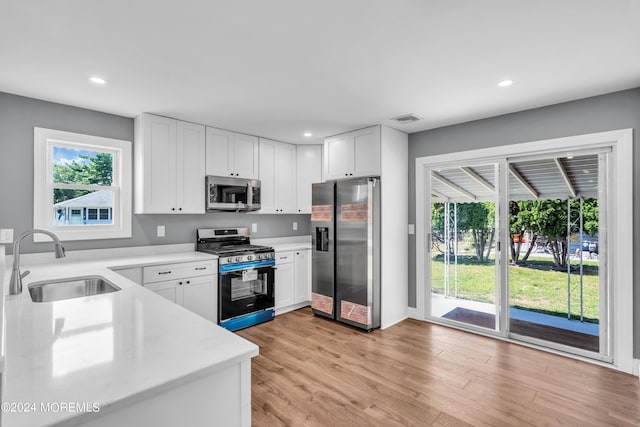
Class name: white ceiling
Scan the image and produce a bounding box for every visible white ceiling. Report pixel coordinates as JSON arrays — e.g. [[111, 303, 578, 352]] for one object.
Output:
[[2, 1, 639, 145]]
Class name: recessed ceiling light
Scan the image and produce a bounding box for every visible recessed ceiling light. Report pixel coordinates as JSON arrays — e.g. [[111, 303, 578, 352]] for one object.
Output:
[[497, 79, 513, 87], [304, 132, 312, 137], [89, 76, 106, 85]]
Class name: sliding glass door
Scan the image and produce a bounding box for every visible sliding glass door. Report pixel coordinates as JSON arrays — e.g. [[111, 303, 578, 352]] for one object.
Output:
[[506, 152, 609, 360], [425, 149, 610, 360], [428, 162, 501, 332]]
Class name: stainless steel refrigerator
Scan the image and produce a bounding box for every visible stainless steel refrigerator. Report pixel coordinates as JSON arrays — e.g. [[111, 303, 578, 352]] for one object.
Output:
[[311, 177, 381, 331]]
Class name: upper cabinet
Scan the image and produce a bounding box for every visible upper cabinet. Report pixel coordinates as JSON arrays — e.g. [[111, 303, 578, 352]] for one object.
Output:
[[134, 113, 205, 214], [205, 127, 259, 179], [323, 126, 381, 180], [295, 145, 322, 213], [259, 138, 297, 213]]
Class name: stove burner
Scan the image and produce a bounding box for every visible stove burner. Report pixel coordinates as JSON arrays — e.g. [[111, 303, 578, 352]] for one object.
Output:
[[196, 227, 274, 265]]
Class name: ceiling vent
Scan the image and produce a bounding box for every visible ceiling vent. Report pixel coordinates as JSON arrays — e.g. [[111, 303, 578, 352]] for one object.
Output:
[[392, 113, 422, 124]]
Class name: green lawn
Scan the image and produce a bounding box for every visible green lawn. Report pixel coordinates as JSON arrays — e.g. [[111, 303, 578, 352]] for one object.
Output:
[[431, 256, 599, 322]]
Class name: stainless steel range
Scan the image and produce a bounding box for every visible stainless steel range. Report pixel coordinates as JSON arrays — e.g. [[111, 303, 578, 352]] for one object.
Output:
[[197, 228, 275, 331]]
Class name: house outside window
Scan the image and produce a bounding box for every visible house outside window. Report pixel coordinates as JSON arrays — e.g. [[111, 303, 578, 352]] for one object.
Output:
[[34, 128, 132, 241]]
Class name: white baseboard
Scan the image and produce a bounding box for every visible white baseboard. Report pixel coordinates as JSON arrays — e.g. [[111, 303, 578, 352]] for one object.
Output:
[[275, 301, 310, 316], [407, 307, 419, 319], [634, 358, 640, 378]]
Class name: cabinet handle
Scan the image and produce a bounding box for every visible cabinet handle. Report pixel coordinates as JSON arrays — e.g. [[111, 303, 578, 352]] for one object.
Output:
[[236, 173, 239, 176], [158, 271, 172, 275], [349, 173, 353, 176], [178, 281, 183, 285], [171, 208, 175, 211], [178, 207, 182, 211], [230, 173, 234, 176], [186, 281, 190, 284], [195, 267, 207, 271], [345, 173, 348, 176]]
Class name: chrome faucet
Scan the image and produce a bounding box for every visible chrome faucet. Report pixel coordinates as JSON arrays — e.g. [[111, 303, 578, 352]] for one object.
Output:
[[9, 229, 66, 295]]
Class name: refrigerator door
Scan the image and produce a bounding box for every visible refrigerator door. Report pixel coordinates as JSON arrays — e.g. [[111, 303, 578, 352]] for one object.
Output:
[[311, 182, 336, 319], [335, 177, 381, 330]]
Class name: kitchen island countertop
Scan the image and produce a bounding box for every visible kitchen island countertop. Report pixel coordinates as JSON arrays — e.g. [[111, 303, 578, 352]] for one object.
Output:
[[1, 250, 258, 427]]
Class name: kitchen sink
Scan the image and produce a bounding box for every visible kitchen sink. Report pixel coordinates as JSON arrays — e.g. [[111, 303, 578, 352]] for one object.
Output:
[[28, 275, 121, 303]]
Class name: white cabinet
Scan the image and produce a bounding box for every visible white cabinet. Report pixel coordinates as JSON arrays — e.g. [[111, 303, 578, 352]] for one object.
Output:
[[182, 275, 216, 320], [274, 251, 295, 310], [274, 248, 311, 314], [143, 260, 217, 322], [206, 127, 259, 179], [258, 138, 297, 213], [324, 126, 381, 180], [294, 249, 311, 303], [134, 113, 206, 214], [295, 145, 322, 213]]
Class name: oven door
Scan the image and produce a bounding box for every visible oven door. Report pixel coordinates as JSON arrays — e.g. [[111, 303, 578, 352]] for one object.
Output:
[[219, 264, 275, 322]]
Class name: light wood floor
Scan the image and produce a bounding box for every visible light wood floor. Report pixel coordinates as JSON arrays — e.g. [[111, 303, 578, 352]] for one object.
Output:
[[237, 307, 640, 426]]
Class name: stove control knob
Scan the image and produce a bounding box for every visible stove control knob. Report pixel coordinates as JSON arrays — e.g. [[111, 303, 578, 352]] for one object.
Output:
[[247, 255, 253, 261], [235, 257, 241, 262]]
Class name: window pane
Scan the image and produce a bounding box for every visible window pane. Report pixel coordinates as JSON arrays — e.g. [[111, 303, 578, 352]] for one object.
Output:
[[53, 146, 112, 185], [54, 189, 113, 225]]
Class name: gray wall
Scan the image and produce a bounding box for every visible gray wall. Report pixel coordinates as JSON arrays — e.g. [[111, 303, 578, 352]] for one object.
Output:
[[408, 87, 640, 355], [0, 92, 310, 255]]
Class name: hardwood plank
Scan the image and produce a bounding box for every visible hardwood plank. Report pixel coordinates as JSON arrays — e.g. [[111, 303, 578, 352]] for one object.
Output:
[[237, 308, 640, 426]]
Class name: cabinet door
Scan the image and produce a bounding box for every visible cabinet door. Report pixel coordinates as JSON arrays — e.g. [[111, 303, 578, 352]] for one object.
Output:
[[146, 280, 183, 305], [183, 275, 216, 321], [177, 121, 206, 214], [205, 127, 234, 177], [353, 126, 381, 177], [258, 138, 277, 213], [296, 145, 322, 213], [275, 262, 295, 310], [232, 133, 259, 179], [294, 249, 311, 304], [275, 142, 297, 213], [140, 114, 177, 213], [324, 134, 354, 180]]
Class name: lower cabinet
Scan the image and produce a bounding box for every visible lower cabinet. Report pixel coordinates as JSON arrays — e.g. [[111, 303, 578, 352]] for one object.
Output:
[[294, 249, 311, 304], [274, 252, 295, 310], [275, 249, 311, 314], [143, 260, 217, 322], [146, 275, 216, 321]]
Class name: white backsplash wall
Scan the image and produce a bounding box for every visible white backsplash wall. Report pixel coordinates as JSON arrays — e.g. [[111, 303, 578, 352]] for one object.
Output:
[[0, 92, 311, 255]]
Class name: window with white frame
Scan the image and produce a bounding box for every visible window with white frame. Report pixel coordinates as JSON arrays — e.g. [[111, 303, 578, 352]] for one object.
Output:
[[34, 127, 132, 241]]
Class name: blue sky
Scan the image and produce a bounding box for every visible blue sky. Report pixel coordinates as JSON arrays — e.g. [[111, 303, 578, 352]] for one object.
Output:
[[53, 146, 97, 166]]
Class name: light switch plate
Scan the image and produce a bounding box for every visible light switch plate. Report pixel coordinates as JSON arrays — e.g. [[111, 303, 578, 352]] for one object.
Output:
[[157, 225, 165, 237], [0, 228, 13, 243], [408, 224, 415, 235], [293, 221, 298, 231], [251, 223, 258, 233]]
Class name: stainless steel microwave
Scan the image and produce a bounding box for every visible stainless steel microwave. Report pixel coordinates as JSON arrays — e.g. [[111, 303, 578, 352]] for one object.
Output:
[[206, 176, 261, 212]]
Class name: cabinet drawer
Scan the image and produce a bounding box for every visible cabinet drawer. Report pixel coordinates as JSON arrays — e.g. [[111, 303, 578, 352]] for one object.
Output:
[[275, 251, 294, 265], [143, 260, 216, 284]]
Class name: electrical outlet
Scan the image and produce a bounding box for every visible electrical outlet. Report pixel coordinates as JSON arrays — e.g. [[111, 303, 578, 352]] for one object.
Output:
[[251, 223, 258, 233], [293, 221, 298, 231], [157, 225, 165, 237], [0, 228, 14, 244]]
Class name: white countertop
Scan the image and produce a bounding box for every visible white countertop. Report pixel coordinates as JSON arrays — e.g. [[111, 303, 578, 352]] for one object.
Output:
[[252, 236, 311, 253], [1, 250, 258, 427]]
